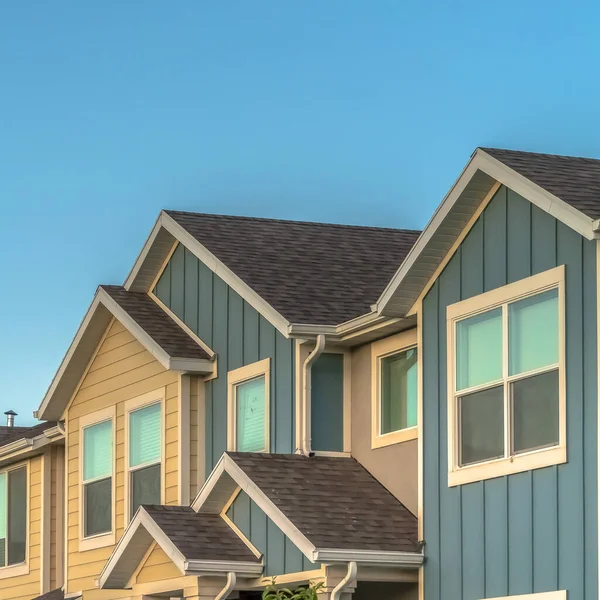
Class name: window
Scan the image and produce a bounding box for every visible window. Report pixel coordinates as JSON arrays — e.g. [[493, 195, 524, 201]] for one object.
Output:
[[228, 358, 270, 452], [82, 420, 113, 538], [447, 266, 565, 486], [0, 466, 27, 568], [371, 329, 419, 449], [128, 403, 162, 517]]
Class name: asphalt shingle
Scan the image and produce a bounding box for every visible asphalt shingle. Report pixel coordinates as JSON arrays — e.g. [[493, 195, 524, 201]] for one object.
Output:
[[0, 421, 57, 447]]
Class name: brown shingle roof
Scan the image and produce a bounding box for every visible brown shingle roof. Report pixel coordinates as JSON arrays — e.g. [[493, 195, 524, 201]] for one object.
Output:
[[142, 505, 259, 562], [101, 286, 211, 360], [32, 589, 73, 600], [227, 452, 419, 553], [0, 421, 57, 447], [481, 147, 600, 220], [165, 211, 421, 325]]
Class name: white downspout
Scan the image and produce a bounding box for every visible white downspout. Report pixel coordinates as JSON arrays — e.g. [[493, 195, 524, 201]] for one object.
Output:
[[301, 334, 326, 456], [215, 571, 236, 600], [331, 561, 358, 600]]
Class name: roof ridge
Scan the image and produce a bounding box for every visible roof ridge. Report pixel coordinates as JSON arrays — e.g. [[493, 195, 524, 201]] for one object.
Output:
[[164, 209, 422, 234], [480, 146, 600, 163]]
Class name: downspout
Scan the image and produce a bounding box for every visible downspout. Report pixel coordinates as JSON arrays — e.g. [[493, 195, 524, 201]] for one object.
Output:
[[215, 571, 236, 600], [331, 561, 358, 600], [301, 334, 326, 456]]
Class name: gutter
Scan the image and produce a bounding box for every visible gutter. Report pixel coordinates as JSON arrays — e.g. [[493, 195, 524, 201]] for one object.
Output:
[[215, 572, 236, 600], [331, 561, 357, 600], [301, 334, 326, 456], [313, 548, 423, 567]]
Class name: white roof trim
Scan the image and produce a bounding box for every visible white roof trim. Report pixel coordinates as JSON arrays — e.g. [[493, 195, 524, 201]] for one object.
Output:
[[313, 548, 423, 567], [192, 454, 317, 561], [124, 212, 291, 338], [375, 148, 596, 315]]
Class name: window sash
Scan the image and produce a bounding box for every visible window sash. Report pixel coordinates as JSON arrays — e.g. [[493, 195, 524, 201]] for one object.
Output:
[[0, 467, 27, 567], [453, 286, 561, 468], [235, 375, 267, 452], [84, 476, 112, 538], [83, 420, 113, 483], [129, 403, 161, 469]]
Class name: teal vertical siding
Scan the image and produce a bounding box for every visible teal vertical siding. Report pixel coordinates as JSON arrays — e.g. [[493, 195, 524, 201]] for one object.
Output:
[[422, 187, 598, 600], [227, 490, 320, 576], [153, 245, 296, 472], [311, 353, 344, 452]]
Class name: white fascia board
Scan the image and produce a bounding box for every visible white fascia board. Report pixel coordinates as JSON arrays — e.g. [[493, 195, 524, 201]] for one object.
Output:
[[314, 549, 423, 567], [160, 213, 291, 338], [0, 438, 31, 458], [184, 560, 264, 576], [123, 214, 164, 290], [192, 454, 317, 561], [37, 294, 104, 421], [375, 149, 595, 316], [169, 357, 214, 373], [0, 427, 64, 464]]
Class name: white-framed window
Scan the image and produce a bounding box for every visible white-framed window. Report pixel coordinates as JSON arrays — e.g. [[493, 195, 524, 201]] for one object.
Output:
[[79, 406, 115, 550], [447, 265, 566, 486], [227, 358, 270, 452], [125, 389, 164, 522], [371, 329, 418, 449], [0, 464, 27, 569]]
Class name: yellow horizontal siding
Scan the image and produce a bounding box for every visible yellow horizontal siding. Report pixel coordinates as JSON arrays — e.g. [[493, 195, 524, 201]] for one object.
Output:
[[135, 546, 181, 584], [65, 318, 180, 596]]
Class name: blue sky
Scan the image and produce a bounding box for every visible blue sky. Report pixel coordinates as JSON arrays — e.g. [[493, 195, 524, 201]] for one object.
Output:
[[1, 1, 599, 424]]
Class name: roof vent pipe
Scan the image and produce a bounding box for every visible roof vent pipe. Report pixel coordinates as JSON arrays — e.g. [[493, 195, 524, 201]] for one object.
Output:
[[301, 334, 326, 456], [4, 410, 17, 427]]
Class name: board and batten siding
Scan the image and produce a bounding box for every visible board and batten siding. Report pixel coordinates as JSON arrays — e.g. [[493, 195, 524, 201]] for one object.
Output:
[[422, 186, 598, 600], [311, 353, 344, 453], [153, 244, 296, 473], [227, 490, 320, 576], [65, 319, 180, 597]]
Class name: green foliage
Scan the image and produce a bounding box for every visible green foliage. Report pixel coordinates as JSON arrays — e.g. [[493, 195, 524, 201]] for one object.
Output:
[[262, 578, 324, 599]]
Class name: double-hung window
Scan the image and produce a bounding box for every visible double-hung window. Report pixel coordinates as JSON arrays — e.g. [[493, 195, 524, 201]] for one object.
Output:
[[371, 329, 418, 448], [82, 418, 113, 539], [0, 466, 27, 568], [228, 358, 270, 453], [128, 402, 162, 519], [447, 266, 565, 486]]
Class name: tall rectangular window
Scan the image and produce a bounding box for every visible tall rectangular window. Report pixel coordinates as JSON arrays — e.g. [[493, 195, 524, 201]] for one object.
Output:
[[82, 420, 113, 537], [447, 266, 565, 486], [128, 403, 161, 517], [0, 466, 27, 567], [228, 358, 271, 453]]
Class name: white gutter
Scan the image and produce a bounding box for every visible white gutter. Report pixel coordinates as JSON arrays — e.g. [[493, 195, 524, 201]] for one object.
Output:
[[313, 548, 423, 567], [215, 571, 236, 600], [301, 334, 326, 456], [331, 561, 357, 600]]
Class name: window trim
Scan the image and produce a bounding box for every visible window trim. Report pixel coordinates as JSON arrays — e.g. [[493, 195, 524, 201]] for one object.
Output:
[[371, 329, 419, 449], [124, 388, 166, 524], [484, 592, 566, 600], [0, 460, 29, 579], [79, 406, 116, 551], [227, 358, 271, 452], [447, 265, 566, 487]]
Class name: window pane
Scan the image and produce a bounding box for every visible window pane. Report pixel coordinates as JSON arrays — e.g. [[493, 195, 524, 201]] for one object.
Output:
[[459, 385, 504, 466], [83, 420, 112, 481], [7, 467, 26, 565], [130, 403, 161, 468], [131, 463, 161, 517], [512, 369, 559, 454], [0, 472, 5, 567], [236, 376, 266, 452], [84, 477, 112, 537], [509, 289, 559, 376], [456, 309, 502, 390], [381, 348, 418, 433]]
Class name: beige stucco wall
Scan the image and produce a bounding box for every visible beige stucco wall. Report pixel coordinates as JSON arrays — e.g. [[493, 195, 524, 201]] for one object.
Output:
[[350, 341, 418, 515]]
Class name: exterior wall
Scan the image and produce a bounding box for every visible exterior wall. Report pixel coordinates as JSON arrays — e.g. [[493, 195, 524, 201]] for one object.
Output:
[[153, 244, 296, 473], [64, 318, 180, 598], [350, 341, 417, 514], [354, 582, 418, 600], [311, 353, 344, 452], [227, 490, 320, 576], [2, 456, 42, 600], [49, 444, 64, 591], [422, 186, 598, 599], [134, 544, 182, 584]]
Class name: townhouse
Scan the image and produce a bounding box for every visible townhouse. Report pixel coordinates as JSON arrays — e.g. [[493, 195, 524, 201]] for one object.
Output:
[[2, 147, 600, 600]]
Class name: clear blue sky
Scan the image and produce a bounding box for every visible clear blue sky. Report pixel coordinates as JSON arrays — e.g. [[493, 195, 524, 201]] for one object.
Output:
[[2, 2, 599, 424]]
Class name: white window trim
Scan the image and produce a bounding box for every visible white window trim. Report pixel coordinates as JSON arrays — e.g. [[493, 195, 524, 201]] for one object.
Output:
[[447, 265, 566, 487], [0, 460, 30, 579], [227, 358, 271, 452], [78, 406, 116, 551], [484, 592, 566, 600], [124, 388, 166, 524], [371, 329, 419, 449]]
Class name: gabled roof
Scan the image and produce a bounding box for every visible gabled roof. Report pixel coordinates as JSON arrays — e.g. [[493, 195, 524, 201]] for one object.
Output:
[[99, 505, 262, 589], [376, 147, 600, 317], [194, 452, 421, 563], [37, 286, 214, 421], [32, 589, 79, 600]]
